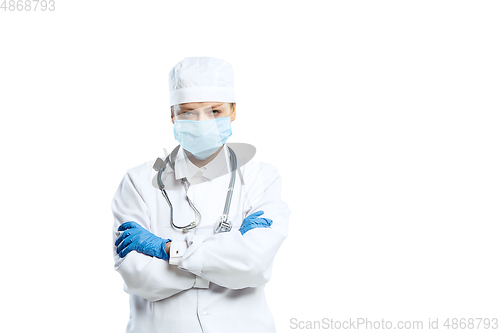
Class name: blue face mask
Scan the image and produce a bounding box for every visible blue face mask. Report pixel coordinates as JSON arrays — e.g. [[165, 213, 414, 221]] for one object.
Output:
[[173, 116, 232, 160]]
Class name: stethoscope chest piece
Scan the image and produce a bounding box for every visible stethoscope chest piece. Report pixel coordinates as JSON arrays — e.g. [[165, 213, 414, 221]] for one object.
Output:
[[214, 214, 232, 233]]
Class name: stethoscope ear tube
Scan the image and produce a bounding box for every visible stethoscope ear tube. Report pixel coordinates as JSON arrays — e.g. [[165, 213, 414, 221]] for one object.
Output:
[[222, 147, 237, 216], [157, 163, 175, 231], [157, 146, 195, 232], [214, 147, 238, 233]]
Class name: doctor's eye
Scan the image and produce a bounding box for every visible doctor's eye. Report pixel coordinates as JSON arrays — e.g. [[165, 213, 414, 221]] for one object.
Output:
[[178, 111, 194, 119]]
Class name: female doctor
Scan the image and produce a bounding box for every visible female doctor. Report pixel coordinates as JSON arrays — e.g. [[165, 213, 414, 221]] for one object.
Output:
[[111, 57, 290, 333]]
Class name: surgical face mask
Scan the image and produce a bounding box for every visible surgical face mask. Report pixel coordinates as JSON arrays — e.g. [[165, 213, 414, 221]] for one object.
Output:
[[173, 116, 232, 160]]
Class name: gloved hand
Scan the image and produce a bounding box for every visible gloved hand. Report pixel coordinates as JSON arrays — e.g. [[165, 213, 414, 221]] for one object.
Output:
[[115, 221, 172, 260], [239, 210, 273, 235]]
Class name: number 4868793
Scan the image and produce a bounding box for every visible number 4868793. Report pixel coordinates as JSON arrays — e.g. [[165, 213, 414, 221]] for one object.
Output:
[[1, 0, 56, 11]]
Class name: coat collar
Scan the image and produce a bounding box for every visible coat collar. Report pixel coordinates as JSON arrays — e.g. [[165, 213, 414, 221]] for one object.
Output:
[[173, 144, 231, 182]]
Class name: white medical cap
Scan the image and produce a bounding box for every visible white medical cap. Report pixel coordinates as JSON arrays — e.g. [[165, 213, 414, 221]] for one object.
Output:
[[168, 57, 236, 106]]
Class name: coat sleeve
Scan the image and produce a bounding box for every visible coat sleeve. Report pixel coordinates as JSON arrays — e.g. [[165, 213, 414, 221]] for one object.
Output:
[[176, 162, 291, 289], [111, 168, 196, 302]]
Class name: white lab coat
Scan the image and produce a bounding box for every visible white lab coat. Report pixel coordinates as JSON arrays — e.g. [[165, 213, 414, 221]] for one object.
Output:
[[111, 144, 290, 333]]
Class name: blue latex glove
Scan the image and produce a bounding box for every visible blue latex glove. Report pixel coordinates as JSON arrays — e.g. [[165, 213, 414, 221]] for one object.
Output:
[[239, 210, 273, 235], [115, 221, 172, 260]]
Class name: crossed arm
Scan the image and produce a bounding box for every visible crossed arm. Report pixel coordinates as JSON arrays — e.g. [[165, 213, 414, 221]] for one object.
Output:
[[111, 163, 289, 301]]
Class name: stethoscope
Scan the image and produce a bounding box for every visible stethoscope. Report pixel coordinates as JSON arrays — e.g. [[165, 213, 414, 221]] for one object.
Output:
[[153, 145, 237, 234]]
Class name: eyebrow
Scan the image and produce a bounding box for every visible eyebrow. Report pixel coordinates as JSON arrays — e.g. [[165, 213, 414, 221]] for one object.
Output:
[[182, 103, 224, 110]]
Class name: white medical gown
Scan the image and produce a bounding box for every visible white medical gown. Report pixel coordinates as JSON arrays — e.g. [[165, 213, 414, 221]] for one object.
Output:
[[111, 144, 290, 333]]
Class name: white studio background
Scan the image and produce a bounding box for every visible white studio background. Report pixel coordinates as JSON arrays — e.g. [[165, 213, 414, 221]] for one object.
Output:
[[1, 1, 499, 332]]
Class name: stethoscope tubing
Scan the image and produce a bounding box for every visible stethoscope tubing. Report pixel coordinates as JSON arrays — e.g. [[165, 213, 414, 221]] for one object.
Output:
[[157, 145, 237, 233]]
